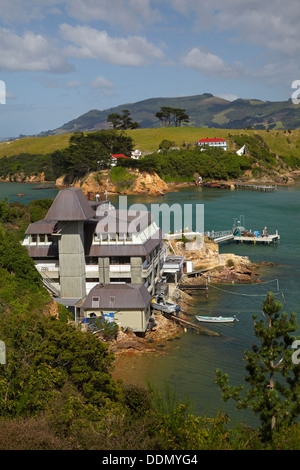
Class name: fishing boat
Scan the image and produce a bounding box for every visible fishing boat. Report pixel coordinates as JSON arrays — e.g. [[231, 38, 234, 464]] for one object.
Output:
[[196, 315, 238, 323], [151, 294, 177, 314]]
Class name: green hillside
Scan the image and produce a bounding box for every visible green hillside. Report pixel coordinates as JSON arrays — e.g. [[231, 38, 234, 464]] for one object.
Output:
[[1, 127, 300, 160], [40, 93, 300, 135], [0, 133, 72, 158]]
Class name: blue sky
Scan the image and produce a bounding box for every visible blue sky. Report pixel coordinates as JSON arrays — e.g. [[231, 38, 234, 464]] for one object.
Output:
[[0, 0, 299, 138]]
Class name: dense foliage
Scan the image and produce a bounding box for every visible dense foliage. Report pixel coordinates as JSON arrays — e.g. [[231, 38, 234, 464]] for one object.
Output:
[[118, 146, 252, 181], [0, 130, 299, 186], [0, 130, 134, 182]]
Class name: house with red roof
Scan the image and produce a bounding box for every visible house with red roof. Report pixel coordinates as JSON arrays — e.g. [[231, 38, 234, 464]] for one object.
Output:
[[111, 154, 130, 166], [197, 138, 227, 151]]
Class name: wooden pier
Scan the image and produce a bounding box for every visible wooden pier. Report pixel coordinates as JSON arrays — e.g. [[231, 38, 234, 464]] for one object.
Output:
[[235, 183, 277, 192], [178, 279, 209, 298], [206, 229, 280, 245], [233, 233, 280, 245], [162, 312, 221, 336]]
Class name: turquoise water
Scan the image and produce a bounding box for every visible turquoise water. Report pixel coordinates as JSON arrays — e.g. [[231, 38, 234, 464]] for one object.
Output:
[[1, 181, 299, 426], [110, 184, 300, 426], [0, 182, 59, 205]]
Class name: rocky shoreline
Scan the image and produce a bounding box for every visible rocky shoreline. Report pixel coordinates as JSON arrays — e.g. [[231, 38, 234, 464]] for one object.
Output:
[[2, 168, 299, 198], [97, 237, 270, 362]]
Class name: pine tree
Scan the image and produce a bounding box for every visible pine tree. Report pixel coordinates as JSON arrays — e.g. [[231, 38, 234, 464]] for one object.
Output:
[[215, 292, 300, 442]]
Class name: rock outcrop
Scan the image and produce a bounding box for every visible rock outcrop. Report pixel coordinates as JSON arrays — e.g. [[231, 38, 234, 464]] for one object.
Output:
[[56, 169, 169, 197], [170, 237, 261, 284]]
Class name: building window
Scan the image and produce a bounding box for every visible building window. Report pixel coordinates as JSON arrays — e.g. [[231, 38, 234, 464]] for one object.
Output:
[[92, 297, 100, 308], [86, 257, 98, 265], [110, 256, 130, 265], [39, 234, 45, 243], [31, 235, 37, 243]]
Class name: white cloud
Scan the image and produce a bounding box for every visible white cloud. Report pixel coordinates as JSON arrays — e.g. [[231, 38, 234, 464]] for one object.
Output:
[[0, 28, 72, 73], [170, 0, 300, 56], [0, 0, 161, 30], [180, 47, 244, 78], [91, 76, 114, 89], [60, 24, 164, 66], [66, 0, 161, 30], [90, 76, 115, 96], [0, 0, 64, 24]]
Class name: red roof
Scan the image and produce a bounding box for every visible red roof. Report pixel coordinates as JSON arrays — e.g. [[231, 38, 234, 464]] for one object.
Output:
[[197, 138, 227, 143], [111, 154, 130, 158]]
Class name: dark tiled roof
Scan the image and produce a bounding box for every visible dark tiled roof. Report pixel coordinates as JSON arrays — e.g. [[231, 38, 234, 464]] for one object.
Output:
[[82, 283, 152, 310], [44, 187, 95, 221], [25, 220, 58, 234], [26, 245, 59, 257]]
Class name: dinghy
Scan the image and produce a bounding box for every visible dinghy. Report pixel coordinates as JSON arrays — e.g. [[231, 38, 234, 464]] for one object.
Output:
[[196, 315, 238, 323], [151, 294, 177, 314]]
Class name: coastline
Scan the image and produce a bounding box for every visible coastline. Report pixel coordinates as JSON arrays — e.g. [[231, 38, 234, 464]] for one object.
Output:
[[1, 168, 299, 199]]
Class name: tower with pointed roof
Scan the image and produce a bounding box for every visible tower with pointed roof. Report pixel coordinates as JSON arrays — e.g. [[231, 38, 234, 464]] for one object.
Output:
[[44, 187, 95, 298]]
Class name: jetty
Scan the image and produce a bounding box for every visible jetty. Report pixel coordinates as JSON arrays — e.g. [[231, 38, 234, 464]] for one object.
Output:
[[233, 232, 280, 245], [206, 215, 280, 245], [234, 183, 277, 192], [162, 311, 221, 336]]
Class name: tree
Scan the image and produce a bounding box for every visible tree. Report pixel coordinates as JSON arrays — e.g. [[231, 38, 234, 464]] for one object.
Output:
[[51, 130, 134, 179], [107, 110, 140, 130], [173, 108, 189, 127], [215, 292, 300, 442], [155, 107, 173, 127], [155, 107, 189, 127], [106, 113, 122, 129]]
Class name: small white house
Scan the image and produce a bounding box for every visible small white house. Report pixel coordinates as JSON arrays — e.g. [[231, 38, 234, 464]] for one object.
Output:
[[131, 149, 142, 159]]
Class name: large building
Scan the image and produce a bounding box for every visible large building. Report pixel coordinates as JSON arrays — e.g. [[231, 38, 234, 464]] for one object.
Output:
[[22, 187, 167, 332], [197, 138, 227, 151]]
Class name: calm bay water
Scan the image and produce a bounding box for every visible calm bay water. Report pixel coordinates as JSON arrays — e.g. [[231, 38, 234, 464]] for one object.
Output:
[[1, 181, 299, 426]]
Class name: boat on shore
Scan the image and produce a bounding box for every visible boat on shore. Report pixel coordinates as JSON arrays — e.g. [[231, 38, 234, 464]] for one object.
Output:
[[151, 294, 178, 314], [196, 315, 238, 323]]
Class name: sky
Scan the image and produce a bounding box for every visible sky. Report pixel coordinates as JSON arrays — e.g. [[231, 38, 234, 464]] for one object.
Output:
[[0, 0, 300, 138]]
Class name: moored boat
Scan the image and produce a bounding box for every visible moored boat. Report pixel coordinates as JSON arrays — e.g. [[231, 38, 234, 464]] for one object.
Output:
[[151, 294, 177, 314], [196, 315, 238, 323]]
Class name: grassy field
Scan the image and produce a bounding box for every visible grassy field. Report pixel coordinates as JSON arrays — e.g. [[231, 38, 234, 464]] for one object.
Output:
[[0, 133, 72, 158], [1, 127, 300, 159]]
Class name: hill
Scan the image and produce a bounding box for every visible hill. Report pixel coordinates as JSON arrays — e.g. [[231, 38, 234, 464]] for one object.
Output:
[[39, 93, 300, 136], [1, 127, 300, 161]]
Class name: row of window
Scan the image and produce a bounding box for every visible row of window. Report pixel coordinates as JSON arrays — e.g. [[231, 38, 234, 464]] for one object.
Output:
[[30, 234, 56, 244], [94, 233, 133, 242]]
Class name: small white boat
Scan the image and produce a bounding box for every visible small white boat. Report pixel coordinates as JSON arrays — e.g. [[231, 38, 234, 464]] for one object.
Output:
[[196, 315, 238, 323], [151, 294, 177, 314]]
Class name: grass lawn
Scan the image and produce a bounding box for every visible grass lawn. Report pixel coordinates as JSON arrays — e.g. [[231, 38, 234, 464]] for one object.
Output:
[[1, 127, 300, 159]]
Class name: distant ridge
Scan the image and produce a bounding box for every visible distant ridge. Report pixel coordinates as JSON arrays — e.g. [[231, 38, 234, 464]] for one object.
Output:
[[39, 93, 300, 136]]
